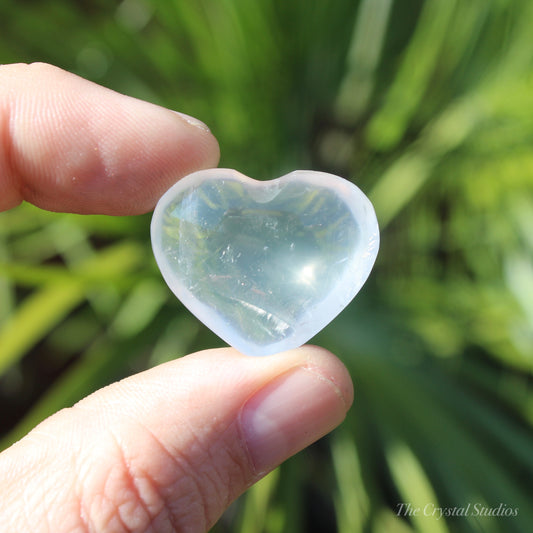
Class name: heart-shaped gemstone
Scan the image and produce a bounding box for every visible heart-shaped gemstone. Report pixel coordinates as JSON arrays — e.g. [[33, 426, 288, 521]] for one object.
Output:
[[151, 169, 379, 356]]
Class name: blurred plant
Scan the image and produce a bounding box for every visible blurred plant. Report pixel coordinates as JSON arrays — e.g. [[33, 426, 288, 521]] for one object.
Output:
[[1, 0, 533, 532]]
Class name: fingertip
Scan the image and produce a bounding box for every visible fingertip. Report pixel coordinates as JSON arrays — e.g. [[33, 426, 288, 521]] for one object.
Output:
[[173, 344, 354, 410], [177, 344, 354, 410], [0, 62, 221, 215], [240, 345, 353, 473]]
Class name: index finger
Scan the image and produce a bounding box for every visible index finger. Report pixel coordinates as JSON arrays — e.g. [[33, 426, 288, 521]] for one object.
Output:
[[0, 63, 220, 215]]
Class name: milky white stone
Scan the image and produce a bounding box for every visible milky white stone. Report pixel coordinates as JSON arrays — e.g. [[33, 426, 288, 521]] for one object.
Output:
[[151, 169, 379, 356]]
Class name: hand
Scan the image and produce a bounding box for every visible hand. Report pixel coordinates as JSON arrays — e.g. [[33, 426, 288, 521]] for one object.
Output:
[[0, 63, 353, 533]]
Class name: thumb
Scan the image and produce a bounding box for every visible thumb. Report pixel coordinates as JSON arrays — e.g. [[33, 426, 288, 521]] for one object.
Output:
[[0, 346, 353, 533]]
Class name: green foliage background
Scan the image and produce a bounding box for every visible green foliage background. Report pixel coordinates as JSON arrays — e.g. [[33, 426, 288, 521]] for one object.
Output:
[[1, 1, 533, 532]]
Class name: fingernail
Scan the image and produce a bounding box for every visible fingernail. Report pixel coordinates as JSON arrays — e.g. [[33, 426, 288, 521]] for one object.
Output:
[[240, 367, 350, 474], [174, 111, 211, 133]]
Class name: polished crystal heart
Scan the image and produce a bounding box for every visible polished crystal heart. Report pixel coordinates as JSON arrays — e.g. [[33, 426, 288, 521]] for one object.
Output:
[[151, 169, 379, 356]]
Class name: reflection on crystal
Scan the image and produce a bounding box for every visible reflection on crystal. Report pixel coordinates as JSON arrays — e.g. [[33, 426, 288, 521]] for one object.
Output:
[[151, 169, 379, 356], [297, 263, 316, 286]]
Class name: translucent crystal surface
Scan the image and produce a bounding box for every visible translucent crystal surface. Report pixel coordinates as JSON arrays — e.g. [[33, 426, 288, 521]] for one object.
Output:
[[151, 169, 379, 356]]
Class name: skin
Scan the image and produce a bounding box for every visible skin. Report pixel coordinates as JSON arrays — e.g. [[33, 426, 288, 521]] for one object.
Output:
[[0, 63, 354, 533]]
